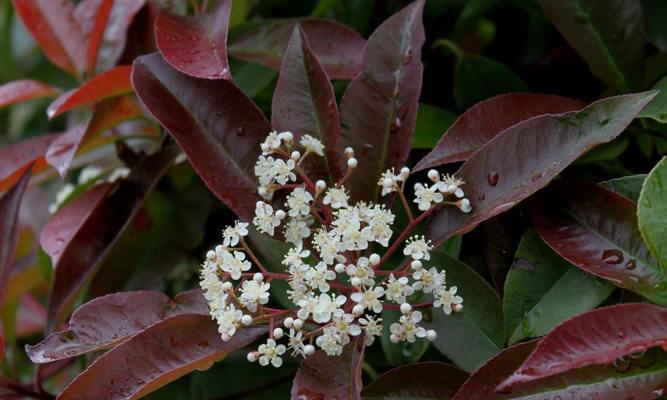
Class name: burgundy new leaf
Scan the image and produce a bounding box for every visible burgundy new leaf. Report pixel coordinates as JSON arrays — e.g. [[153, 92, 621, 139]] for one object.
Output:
[[426, 91, 657, 247], [0, 80, 61, 109], [26, 290, 207, 363], [291, 338, 365, 400], [57, 315, 267, 400], [45, 147, 177, 332], [0, 168, 32, 302], [272, 25, 342, 182], [47, 66, 133, 119], [362, 362, 468, 399], [340, 0, 425, 202], [497, 303, 667, 391], [0, 134, 57, 191], [414, 93, 586, 171], [12, 0, 86, 76], [229, 18, 366, 80], [155, 0, 232, 79], [532, 180, 667, 304], [132, 53, 270, 221]]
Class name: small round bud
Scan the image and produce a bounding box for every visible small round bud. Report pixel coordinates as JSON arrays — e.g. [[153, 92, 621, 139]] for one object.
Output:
[[369, 253, 381, 265], [390, 333, 401, 343], [400, 303, 412, 314], [253, 272, 264, 282], [291, 151, 301, 161], [206, 250, 216, 261], [316, 180, 326, 191], [293, 319, 304, 330], [453, 303, 463, 312], [275, 209, 286, 219], [247, 352, 257, 362], [347, 158, 358, 168], [304, 344, 316, 356], [426, 329, 438, 341], [344, 147, 354, 157], [283, 317, 294, 328], [351, 277, 362, 287], [241, 315, 253, 326], [400, 167, 410, 178], [427, 169, 440, 182], [273, 327, 284, 339], [222, 282, 233, 291], [455, 188, 465, 199], [221, 333, 231, 342], [334, 263, 346, 273], [279, 131, 293, 142], [459, 198, 472, 213], [352, 304, 365, 316], [411, 260, 422, 270]]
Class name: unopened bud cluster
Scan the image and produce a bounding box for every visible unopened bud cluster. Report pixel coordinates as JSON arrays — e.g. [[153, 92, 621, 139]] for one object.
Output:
[[200, 131, 468, 367]]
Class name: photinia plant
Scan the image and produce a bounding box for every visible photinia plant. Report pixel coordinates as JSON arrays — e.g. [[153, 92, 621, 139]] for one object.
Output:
[[1, 0, 667, 399]]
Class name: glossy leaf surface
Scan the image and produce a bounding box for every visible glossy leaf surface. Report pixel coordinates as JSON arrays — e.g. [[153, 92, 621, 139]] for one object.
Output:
[[362, 362, 468, 399], [0, 134, 57, 191], [426, 92, 657, 246], [0, 80, 61, 109], [638, 157, 667, 267], [601, 174, 647, 201]]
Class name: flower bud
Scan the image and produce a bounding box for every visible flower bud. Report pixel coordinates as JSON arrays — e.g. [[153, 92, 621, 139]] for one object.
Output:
[[411, 260, 422, 270], [453, 303, 463, 312], [427, 169, 440, 182], [206, 250, 216, 261], [400, 167, 410, 178], [253, 272, 264, 282], [304, 344, 315, 356], [347, 158, 358, 168], [459, 198, 472, 213], [352, 304, 365, 316], [275, 209, 286, 219], [334, 263, 346, 273], [293, 319, 304, 330], [291, 151, 301, 161], [400, 303, 412, 314], [247, 352, 257, 362], [241, 315, 253, 326], [316, 180, 326, 191], [273, 327, 284, 339], [222, 282, 233, 291], [369, 253, 381, 265], [344, 147, 354, 157], [455, 188, 465, 199], [426, 329, 437, 341], [351, 277, 362, 287], [279, 131, 293, 142], [283, 317, 294, 328], [390, 333, 400, 343]]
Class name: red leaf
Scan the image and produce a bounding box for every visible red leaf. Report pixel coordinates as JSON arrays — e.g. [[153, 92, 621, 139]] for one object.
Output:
[[362, 362, 468, 399], [340, 0, 425, 202], [497, 303, 667, 391], [0, 134, 58, 191], [45, 147, 177, 332], [0, 80, 61, 109], [47, 66, 133, 119], [86, 0, 113, 74], [426, 91, 658, 247], [0, 167, 31, 302], [15, 294, 47, 338], [26, 290, 207, 363], [414, 94, 586, 171], [12, 0, 86, 76], [155, 0, 232, 80], [132, 53, 270, 221], [531, 180, 667, 303], [229, 18, 366, 80], [272, 25, 342, 182], [46, 97, 143, 177], [57, 315, 267, 400]]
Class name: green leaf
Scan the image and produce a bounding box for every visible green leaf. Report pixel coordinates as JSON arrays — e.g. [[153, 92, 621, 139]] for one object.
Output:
[[424, 250, 503, 372], [600, 174, 647, 201], [639, 74, 667, 123], [412, 103, 456, 149], [538, 0, 645, 92], [638, 157, 667, 268], [453, 55, 529, 111], [503, 229, 614, 345]]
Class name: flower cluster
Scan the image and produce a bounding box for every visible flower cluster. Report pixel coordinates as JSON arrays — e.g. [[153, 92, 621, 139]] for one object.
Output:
[[200, 131, 468, 367]]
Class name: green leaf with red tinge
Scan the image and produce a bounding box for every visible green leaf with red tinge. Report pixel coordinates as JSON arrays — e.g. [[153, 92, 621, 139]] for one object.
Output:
[[291, 338, 365, 400], [340, 0, 425, 202], [414, 94, 586, 171], [426, 91, 658, 247], [497, 303, 667, 391], [0, 80, 61, 109], [26, 290, 207, 363], [362, 362, 468, 399], [0, 134, 58, 191], [638, 157, 667, 268], [532, 180, 667, 305], [56, 315, 267, 400], [538, 0, 645, 93], [155, 0, 232, 80], [47, 66, 133, 119], [272, 25, 342, 182], [45, 147, 177, 332], [229, 18, 366, 80], [0, 168, 32, 302], [132, 53, 270, 221], [12, 0, 86, 76]]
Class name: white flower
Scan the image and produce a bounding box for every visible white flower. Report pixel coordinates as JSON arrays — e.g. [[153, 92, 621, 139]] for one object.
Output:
[[287, 329, 306, 357], [222, 221, 249, 247], [403, 236, 433, 260], [378, 168, 401, 196], [220, 251, 252, 280], [316, 331, 344, 356], [330, 313, 362, 338], [412, 267, 445, 293], [438, 174, 465, 197], [254, 156, 276, 185], [300, 134, 324, 156], [284, 218, 312, 246], [310, 293, 346, 323], [345, 259, 375, 287], [361, 205, 394, 247], [350, 286, 384, 314], [286, 187, 313, 217], [323, 187, 349, 209], [260, 131, 282, 155], [257, 338, 286, 367], [359, 315, 383, 346], [413, 183, 443, 211], [313, 229, 344, 265], [389, 310, 426, 343], [305, 262, 337, 292], [239, 279, 271, 312], [384, 274, 414, 304], [272, 158, 297, 185], [282, 246, 310, 271], [434, 286, 463, 315], [212, 304, 243, 341], [253, 202, 284, 236]]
